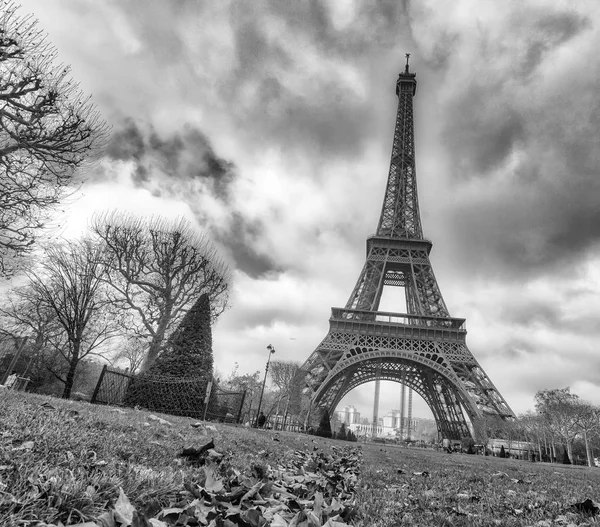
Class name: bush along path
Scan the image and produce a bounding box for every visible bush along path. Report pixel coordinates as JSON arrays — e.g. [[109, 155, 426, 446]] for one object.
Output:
[[37, 438, 362, 527]]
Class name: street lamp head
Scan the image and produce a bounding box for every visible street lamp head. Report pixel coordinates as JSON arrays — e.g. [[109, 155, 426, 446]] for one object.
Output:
[[267, 344, 275, 354]]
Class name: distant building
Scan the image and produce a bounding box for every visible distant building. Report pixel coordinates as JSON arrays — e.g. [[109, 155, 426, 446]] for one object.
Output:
[[382, 409, 418, 437], [349, 410, 437, 440], [334, 405, 361, 425]]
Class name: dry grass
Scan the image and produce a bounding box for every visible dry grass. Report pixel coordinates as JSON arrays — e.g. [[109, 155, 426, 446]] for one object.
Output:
[[3, 390, 600, 526], [0, 390, 341, 526], [356, 442, 600, 526]]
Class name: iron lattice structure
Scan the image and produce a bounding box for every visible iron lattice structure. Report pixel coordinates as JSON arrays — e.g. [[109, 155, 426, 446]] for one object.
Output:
[[301, 60, 514, 440]]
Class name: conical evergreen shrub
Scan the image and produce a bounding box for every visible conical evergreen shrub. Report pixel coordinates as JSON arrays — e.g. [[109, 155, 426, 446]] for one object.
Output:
[[125, 294, 213, 416]]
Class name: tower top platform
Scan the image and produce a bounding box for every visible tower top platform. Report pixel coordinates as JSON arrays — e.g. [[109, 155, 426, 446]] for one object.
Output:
[[397, 53, 416, 96]]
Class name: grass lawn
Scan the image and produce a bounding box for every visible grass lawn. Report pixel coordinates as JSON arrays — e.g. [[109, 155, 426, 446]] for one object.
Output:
[[358, 442, 600, 526], [2, 390, 600, 527]]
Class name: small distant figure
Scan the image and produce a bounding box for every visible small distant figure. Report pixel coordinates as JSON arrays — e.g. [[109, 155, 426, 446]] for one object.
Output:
[[257, 412, 266, 428]]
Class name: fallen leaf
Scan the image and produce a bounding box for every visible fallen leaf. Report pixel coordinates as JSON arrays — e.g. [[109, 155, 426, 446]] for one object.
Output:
[[147, 415, 173, 426], [203, 464, 225, 493], [181, 439, 215, 459], [271, 514, 289, 527], [95, 510, 115, 527], [113, 488, 136, 526]]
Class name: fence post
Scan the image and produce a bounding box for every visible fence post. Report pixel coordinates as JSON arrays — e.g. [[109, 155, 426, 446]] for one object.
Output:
[[236, 390, 247, 424], [203, 380, 213, 421], [91, 364, 108, 404], [0, 337, 28, 386]]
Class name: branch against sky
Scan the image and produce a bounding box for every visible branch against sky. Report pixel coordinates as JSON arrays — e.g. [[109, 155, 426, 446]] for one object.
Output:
[[270, 360, 301, 394], [111, 337, 146, 375], [0, 1, 108, 276], [0, 285, 60, 345], [534, 387, 580, 461], [90, 212, 231, 370], [25, 238, 119, 398]]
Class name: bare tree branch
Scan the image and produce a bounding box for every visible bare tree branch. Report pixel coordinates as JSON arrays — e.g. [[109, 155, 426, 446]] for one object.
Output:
[[90, 212, 231, 371], [0, 1, 109, 275], [22, 238, 118, 398]]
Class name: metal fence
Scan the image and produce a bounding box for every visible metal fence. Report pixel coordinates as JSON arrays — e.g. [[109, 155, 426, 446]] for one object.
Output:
[[3, 374, 31, 391], [91, 365, 246, 423]]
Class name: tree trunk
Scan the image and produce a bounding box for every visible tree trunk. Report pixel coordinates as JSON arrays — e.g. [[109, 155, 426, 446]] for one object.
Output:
[[62, 352, 79, 399], [584, 430, 594, 467], [140, 314, 171, 372], [567, 441, 574, 463], [283, 394, 291, 431], [274, 398, 281, 430]]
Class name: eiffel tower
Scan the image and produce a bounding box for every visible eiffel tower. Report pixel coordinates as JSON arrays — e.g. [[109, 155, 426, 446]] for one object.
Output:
[[301, 56, 514, 439]]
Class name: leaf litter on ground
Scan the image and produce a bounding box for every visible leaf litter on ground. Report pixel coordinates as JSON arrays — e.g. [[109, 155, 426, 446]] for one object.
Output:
[[46, 439, 361, 527]]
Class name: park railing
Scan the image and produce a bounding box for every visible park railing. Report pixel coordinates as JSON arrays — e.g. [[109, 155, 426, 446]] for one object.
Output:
[[91, 365, 246, 423]]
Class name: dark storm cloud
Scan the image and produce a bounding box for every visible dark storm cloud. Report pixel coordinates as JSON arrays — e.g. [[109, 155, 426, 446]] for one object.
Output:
[[105, 119, 145, 161], [104, 119, 236, 200], [437, 7, 597, 278], [104, 120, 280, 279], [212, 213, 282, 279], [224, 2, 414, 161], [443, 87, 526, 175], [499, 301, 562, 328], [441, 8, 589, 178], [512, 10, 591, 76]]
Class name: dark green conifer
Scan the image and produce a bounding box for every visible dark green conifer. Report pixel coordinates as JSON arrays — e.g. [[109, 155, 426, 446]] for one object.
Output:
[[126, 294, 213, 416], [149, 293, 213, 382]]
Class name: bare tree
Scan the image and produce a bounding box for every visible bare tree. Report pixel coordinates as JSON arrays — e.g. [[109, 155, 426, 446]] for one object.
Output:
[[518, 411, 548, 461], [90, 212, 231, 371], [535, 387, 580, 462], [0, 1, 108, 275], [112, 338, 146, 374], [0, 284, 64, 386], [269, 360, 301, 429], [572, 401, 600, 467], [25, 238, 118, 398], [0, 285, 61, 346]]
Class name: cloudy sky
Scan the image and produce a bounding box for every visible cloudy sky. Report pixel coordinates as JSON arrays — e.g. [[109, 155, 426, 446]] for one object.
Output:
[[15, 0, 600, 420]]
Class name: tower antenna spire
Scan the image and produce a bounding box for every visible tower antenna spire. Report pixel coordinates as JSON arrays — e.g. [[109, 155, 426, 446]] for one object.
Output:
[[405, 53, 410, 73]]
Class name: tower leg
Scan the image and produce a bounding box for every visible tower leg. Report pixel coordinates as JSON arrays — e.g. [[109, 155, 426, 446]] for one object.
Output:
[[407, 388, 413, 440], [373, 376, 381, 437], [400, 375, 406, 439]]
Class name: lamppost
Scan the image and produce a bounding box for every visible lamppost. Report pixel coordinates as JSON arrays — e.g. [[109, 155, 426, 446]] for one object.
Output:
[[255, 344, 275, 427]]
